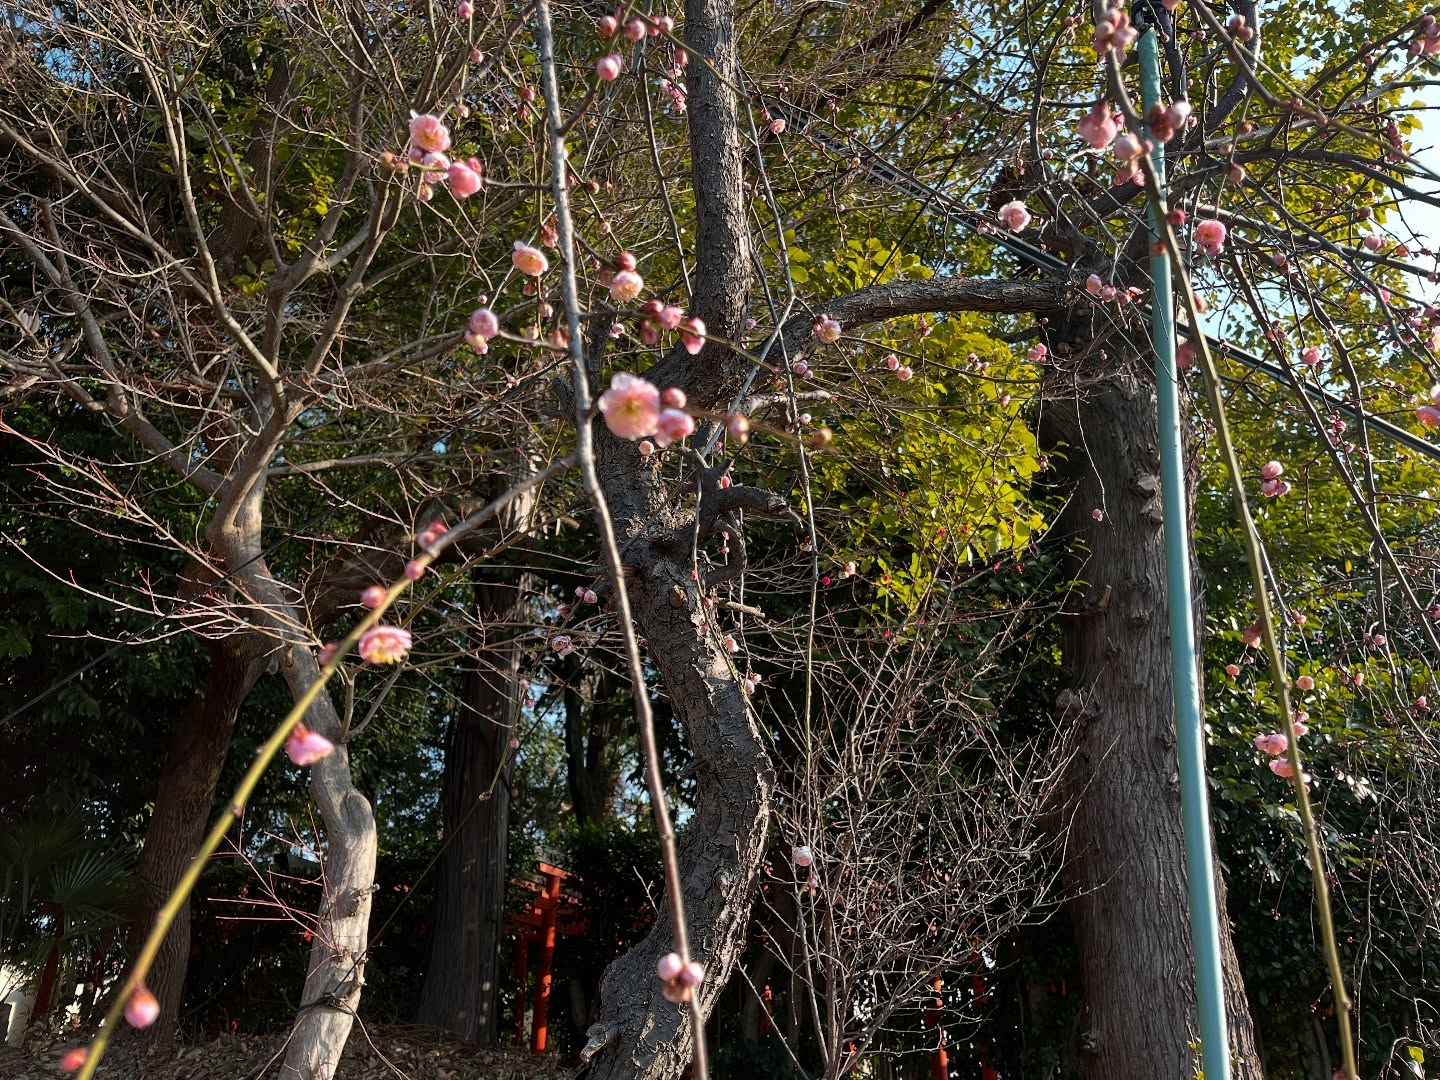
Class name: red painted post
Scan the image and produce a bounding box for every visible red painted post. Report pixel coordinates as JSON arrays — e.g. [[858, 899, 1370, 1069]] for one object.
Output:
[[530, 869, 562, 1052], [927, 977, 948, 1080], [513, 934, 530, 1048]]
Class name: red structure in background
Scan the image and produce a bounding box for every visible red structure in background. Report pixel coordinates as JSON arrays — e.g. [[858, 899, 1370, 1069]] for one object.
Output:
[[506, 862, 585, 1053], [926, 976, 948, 1080]]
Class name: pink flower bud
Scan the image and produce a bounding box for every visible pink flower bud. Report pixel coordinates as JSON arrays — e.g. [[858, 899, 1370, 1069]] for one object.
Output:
[[654, 408, 696, 447], [792, 845, 814, 867], [286, 723, 335, 766], [60, 1049, 88, 1073], [661, 387, 687, 409], [1253, 732, 1288, 756], [583, 589, 598, 605], [678, 316, 706, 354], [404, 560, 425, 581], [657, 952, 684, 982], [124, 986, 160, 1029], [679, 961, 705, 988], [1260, 460, 1283, 481], [361, 585, 387, 609], [1296, 675, 1314, 690], [624, 17, 646, 40], [597, 53, 623, 81], [1091, 508, 1104, 521], [1225, 663, 1240, 678], [597, 14, 618, 36]]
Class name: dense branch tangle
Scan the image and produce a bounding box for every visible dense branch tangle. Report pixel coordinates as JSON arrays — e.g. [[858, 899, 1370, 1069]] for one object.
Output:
[[4, 0, 1440, 1079]]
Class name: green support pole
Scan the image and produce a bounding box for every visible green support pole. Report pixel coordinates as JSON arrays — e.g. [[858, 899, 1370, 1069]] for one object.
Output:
[[1137, 24, 1232, 1080]]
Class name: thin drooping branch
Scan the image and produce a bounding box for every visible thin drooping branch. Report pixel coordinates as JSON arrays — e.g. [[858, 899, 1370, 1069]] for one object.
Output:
[[535, 5, 711, 1080]]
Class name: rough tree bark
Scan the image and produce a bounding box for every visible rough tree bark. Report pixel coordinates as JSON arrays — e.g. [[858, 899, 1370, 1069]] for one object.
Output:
[[128, 630, 267, 1035], [416, 575, 524, 1044], [1040, 352, 1263, 1080]]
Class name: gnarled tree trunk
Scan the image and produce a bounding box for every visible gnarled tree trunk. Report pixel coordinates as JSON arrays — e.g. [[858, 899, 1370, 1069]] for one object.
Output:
[[1041, 359, 1263, 1080], [216, 481, 378, 1080], [416, 576, 524, 1044], [129, 631, 267, 1035]]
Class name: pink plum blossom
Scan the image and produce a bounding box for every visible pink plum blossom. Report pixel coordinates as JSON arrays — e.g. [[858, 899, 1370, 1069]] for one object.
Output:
[[1177, 342, 1196, 369], [1296, 675, 1314, 690], [286, 723, 335, 766], [884, 353, 900, 369], [1269, 758, 1295, 778], [1195, 218, 1227, 255], [512, 240, 549, 276], [1362, 234, 1382, 252], [769, 118, 786, 135], [792, 845, 814, 867], [408, 113, 451, 154], [457, 0, 473, 17], [1225, 663, 1240, 678], [359, 625, 413, 664], [1028, 343, 1048, 362], [597, 54, 623, 81], [1260, 460, 1284, 481], [1092, 508, 1104, 521], [1301, 346, 1322, 366], [610, 269, 645, 302], [599, 372, 661, 439], [813, 314, 842, 343], [896, 365, 913, 381], [998, 200, 1031, 232], [1086, 273, 1104, 295], [1417, 404, 1440, 427]]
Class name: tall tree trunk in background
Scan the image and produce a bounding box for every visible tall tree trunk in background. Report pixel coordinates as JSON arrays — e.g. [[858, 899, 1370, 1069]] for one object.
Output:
[[1041, 358, 1263, 1080], [128, 632, 267, 1035], [416, 575, 525, 1044], [565, 663, 619, 826]]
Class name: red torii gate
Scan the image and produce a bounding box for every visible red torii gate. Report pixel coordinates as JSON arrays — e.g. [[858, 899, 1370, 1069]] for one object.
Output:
[[507, 862, 585, 1053]]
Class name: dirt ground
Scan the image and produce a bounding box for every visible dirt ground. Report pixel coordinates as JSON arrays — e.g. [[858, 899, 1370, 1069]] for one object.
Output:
[[0, 1028, 576, 1079]]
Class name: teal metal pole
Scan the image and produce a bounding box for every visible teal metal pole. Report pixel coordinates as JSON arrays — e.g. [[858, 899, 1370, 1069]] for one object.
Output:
[[1137, 25, 1232, 1080]]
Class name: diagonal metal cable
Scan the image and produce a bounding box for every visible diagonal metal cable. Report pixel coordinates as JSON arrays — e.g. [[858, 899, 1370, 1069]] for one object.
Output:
[[762, 94, 1440, 463]]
